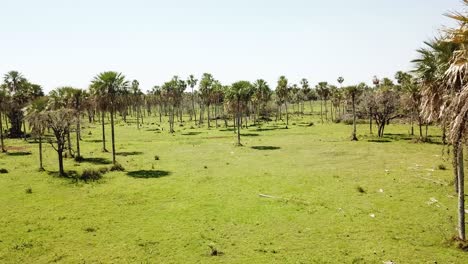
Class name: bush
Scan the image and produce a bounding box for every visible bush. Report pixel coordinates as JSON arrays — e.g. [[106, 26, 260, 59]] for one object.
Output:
[[80, 169, 103, 181], [110, 163, 125, 171], [154, 155, 160, 161], [438, 164, 447, 170], [98, 167, 109, 174], [25, 187, 32, 194], [0, 168, 8, 174]]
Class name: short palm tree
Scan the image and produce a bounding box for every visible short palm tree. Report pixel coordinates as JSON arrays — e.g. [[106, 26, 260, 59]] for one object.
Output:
[[227, 81, 253, 146]]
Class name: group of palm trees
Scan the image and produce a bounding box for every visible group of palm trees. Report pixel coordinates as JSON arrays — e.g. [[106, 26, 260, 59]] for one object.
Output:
[[0, 1, 466, 242]]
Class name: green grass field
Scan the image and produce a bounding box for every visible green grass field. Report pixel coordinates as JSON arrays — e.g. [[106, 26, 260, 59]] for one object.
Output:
[[0, 114, 466, 263]]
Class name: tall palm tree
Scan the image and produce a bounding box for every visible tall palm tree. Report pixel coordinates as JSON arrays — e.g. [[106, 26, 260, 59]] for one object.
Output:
[[131, 80, 142, 130], [199, 73, 214, 128], [226, 81, 253, 146], [0, 86, 7, 152], [187, 75, 198, 122], [345, 84, 363, 141], [3, 71, 42, 138], [276, 76, 289, 126], [91, 71, 129, 165], [25, 97, 49, 171]]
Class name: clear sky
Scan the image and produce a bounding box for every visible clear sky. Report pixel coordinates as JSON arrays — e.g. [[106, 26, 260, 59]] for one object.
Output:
[[0, 0, 463, 92]]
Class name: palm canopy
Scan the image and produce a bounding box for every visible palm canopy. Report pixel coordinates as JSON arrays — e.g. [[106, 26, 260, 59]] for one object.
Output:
[[91, 71, 129, 98], [226, 81, 253, 102]]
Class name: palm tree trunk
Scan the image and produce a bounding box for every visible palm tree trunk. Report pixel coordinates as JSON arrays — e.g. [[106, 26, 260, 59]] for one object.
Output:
[[0, 113, 6, 152], [39, 136, 44, 171], [285, 102, 289, 126], [110, 108, 116, 165], [369, 110, 373, 134], [456, 144, 465, 240], [76, 116, 81, 158], [351, 96, 358, 141], [101, 112, 107, 152], [67, 131, 73, 158], [207, 104, 211, 128], [237, 100, 241, 146], [320, 100, 323, 123]]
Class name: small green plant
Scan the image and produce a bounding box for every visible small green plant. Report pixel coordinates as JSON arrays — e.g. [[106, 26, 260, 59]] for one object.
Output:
[[0, 168, 8, 174], [25, 187, 32, 194], [84, 227, 96, 233], [438, 164, 446, 170], [80, 169, 103, 181], [110, 163, 125, 171], [98, 167, 109, 174], [208, 243, 223, 256], [356, 186, 366, 194], [154, 155, 160, 160]]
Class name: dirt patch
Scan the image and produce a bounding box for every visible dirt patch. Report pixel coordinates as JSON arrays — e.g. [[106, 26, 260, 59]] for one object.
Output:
[[6, 146, 30, 151]]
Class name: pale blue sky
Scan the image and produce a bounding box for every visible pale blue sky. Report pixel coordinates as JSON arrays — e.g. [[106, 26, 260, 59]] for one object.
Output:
[[0, 0, 463, 92]]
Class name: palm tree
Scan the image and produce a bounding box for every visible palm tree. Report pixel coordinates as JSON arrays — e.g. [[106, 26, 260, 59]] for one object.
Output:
[[252, 79, 272, 123], [416, 5, 467, 240], [0, 86, 7, 152], [25, 97, 49, 171], [91, 71, 129, 165], [199, 73, 214, 127], [316, 82, 329, 123], [3, 71, 43, 138], [345, 84, 363, 141], [226, 81, 253, 146], [131, 80, 143, 130], [187, 75, 198, 122], [276, 76, 289, 126]]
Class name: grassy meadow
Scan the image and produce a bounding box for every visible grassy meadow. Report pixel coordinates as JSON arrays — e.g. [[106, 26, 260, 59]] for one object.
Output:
[[0, 112, 466, 263]]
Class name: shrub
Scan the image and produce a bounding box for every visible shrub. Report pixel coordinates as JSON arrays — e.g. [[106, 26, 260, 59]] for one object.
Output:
[[438, 164, 446, 170], [154, 155, 160, 161], [80, 169, 103, 181], [0, 168, 8, 174], [110, 163, 125, 171], [98, 167, 109, 174], [25, 187, 32, 194]]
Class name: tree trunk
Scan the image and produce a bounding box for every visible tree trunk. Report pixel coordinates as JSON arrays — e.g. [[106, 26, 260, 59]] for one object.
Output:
[[39, 136, 44, 171], [76, 116, 81, 158], [320, 100, 323, 123], [456, 144, 465, 240], [351, 95, 358, 141], [58, 149, 64, 176], [237, 99, 241, 146], [101, 112, 108, 152], [110, 107, 116, 165], [67, 131, 73, 158], [0, 113, 5, 152], [285, 102, 289, 126], [207, 104, 211, 128]]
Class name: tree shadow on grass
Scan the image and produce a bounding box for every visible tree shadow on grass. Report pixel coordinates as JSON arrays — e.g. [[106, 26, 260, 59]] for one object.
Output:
[[47, 170, 79, 179], [241, 133, 259, 137], [367, 139, 392, 143], [251, 146, 281, 150], [181, 132, 202, 136], [7, 151, 32, 156], [127, 170, 171, 179], [84, 139, 102, 143], [116, 151, 143, 156], [79, 157, 112, 165]]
